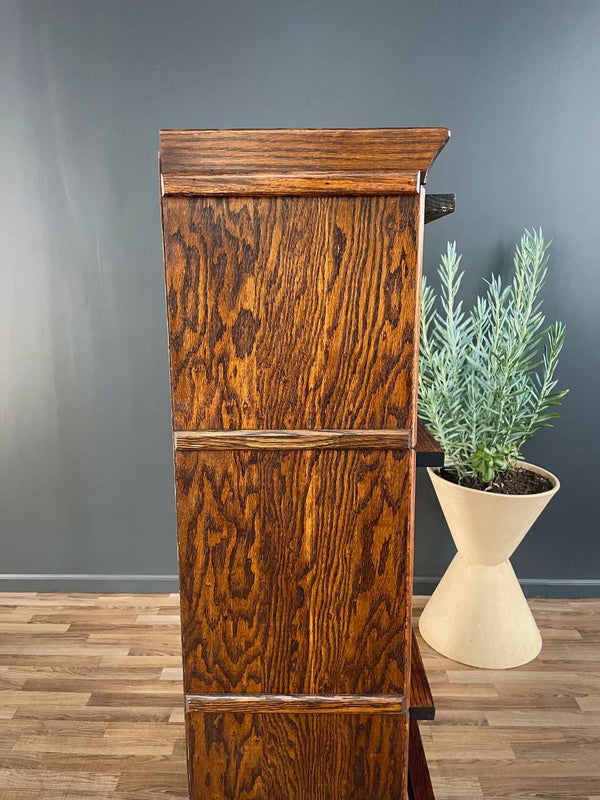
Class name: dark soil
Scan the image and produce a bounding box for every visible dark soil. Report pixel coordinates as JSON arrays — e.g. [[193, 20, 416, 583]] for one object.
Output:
[[439, 466, 553, 495]]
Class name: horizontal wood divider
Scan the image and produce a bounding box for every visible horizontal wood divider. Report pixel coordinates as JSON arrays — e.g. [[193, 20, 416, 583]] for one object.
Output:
[[186, 693, 406, 714], [174, 428, 412, 451], [162, 170, 420, 197]]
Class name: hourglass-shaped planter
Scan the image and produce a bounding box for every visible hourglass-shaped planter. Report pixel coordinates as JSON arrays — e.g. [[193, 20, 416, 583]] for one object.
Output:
[[419, 461, 560, 669]]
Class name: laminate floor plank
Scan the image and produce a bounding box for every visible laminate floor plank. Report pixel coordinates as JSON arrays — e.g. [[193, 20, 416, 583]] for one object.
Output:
[[0, 593, 597, 798], [413, 596, 600, 799]]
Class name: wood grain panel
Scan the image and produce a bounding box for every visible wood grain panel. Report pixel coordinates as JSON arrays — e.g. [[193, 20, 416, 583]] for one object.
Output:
[[162, 194, 422, 432], [162, 169, 419, 196], [186, 709, 408, 800], [159, 127, 450, 187], [175, 448, 414, 697], [174, 428, 411, 451]]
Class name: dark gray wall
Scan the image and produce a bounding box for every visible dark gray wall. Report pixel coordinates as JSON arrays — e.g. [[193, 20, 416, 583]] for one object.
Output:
[[1, 0, 599, 594]]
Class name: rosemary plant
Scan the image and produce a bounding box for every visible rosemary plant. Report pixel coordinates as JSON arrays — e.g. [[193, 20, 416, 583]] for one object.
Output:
[[419, 229, 567, 485]]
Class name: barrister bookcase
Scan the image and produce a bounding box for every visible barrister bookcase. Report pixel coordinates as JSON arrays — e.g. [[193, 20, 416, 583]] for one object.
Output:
[[159, 128, 451, 800]]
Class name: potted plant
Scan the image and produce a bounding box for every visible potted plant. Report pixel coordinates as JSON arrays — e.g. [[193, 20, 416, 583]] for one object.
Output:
[[418, 229, 568, 668]]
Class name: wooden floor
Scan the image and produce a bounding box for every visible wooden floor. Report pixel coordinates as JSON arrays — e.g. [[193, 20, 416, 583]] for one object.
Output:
[[0, 595, 598, 799]]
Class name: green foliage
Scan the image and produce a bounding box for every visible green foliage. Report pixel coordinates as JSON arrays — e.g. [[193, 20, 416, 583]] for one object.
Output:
[[419, 229, 568, 485]]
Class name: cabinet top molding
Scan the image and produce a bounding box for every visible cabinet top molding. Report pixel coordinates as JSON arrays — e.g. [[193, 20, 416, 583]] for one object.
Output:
[[159, 127, 450, 196]]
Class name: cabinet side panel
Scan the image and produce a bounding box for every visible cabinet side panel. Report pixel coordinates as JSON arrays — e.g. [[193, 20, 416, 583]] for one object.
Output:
[[186, 709, 408, 800], [162, 195, 421, 431], [175, 448, 413, 696]]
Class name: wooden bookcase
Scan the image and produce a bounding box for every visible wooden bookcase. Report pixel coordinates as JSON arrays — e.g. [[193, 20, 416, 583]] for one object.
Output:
[[159, 128, 450, 800]]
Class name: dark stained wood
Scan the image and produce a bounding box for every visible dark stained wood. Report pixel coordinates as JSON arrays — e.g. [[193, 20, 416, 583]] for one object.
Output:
[[163, 169, 420, 196], [416, 419, 444, 468], [175, 449, 414, 697], [424, 193, 455, 224], [159, 128, 448, 800], [186, 710, 408, 800], [160, 127, 450, 192], [410, 631, 435, 720], [186, 694, 406, 714], [174, 428, 411, 451], [162, 194, 423, 435], [408, 718, 436, 800]]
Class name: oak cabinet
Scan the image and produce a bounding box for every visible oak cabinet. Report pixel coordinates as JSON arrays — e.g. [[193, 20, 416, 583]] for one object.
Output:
[[159, 128, 450, 800]]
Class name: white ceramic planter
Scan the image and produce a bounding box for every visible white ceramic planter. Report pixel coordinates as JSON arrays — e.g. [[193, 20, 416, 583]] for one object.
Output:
[[418, 461, 560, 669]]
